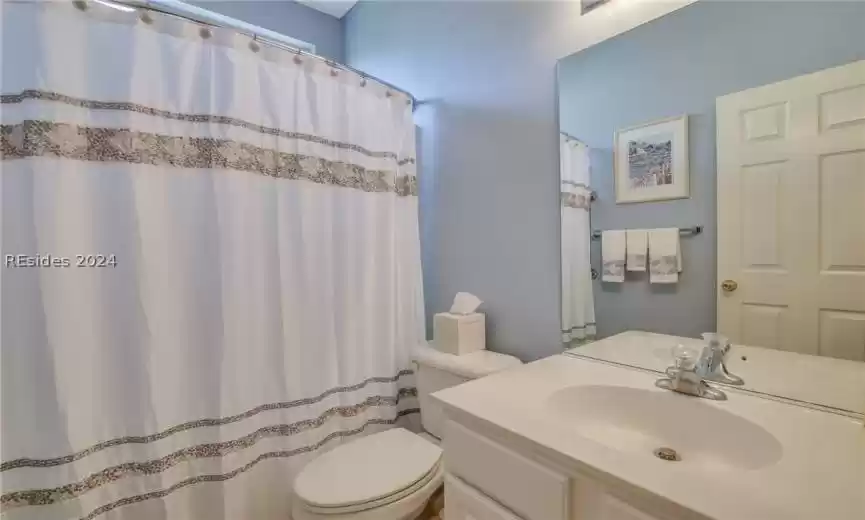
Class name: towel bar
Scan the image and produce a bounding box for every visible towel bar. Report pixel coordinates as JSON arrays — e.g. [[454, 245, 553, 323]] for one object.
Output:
[[590, 226, 702, 241]]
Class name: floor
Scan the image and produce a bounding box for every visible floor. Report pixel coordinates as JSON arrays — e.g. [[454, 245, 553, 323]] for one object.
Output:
[[417, 487, 444, 520]]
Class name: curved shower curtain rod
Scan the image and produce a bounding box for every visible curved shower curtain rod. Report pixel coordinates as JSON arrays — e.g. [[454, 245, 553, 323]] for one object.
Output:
[[96, 0, 421, 109]]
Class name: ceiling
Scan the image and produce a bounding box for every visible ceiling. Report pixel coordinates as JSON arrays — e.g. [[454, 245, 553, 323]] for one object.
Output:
[[296, 0, 358, 18]]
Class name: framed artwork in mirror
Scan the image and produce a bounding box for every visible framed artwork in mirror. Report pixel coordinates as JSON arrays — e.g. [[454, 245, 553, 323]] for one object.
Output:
[[614, 115, 689, 204]]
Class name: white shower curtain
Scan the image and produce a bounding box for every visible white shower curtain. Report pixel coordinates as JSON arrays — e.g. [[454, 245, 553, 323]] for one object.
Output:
[[560, 136, 595, 344], [0, 3, 423, 520]]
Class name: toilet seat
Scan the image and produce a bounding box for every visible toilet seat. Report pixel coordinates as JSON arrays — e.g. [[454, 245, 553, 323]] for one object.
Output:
[[293, 428, 443, 518], [303, 460, 442, 514], [292, 463, 443, 520]]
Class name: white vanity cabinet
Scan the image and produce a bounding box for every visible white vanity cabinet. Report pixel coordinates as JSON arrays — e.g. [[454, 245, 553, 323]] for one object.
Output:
[[434, 354, 865, 520], [444, 474, 523, 520], [442, 419, 668, 520]]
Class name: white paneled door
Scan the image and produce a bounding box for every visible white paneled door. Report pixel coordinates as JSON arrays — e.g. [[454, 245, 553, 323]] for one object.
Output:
[[717, 60, 865, 361]]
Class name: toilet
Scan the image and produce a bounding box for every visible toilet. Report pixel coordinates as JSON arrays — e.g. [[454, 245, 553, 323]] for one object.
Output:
[[291, 343, 522, 520]]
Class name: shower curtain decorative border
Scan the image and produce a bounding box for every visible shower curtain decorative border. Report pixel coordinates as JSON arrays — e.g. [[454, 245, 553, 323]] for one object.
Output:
[[72, 411, 419, 520], [561, 192, 591, 210], [1, 90, 416, 164], [1, 389, 418, 510], [1, 121, 418, 196], [561, 181, 592, 210], [561, 180, 590, 189], [0, 369, 414, 472], [561, 323, 596, 334]]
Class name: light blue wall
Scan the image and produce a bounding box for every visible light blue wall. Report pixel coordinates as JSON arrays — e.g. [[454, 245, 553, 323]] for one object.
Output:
[[558, 1, 865, 339], [191, 1, 344, 61], [345, 1, 597, 360]]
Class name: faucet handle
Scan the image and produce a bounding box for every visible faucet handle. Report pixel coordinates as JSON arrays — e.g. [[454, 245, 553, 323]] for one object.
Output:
[[670, 344, 699, 370], [701, 332, 730, 353]]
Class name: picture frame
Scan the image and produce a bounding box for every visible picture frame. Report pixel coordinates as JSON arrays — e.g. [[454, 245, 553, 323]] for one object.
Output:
[[614, 115, 689, 204]]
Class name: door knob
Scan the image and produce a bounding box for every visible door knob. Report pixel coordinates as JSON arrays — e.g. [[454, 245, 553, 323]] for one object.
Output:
[[721, 280, 738, 292]]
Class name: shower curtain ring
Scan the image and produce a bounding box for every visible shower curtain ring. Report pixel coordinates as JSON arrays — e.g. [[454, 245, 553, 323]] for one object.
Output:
[[249, 35, 260, 53], [293, 49, 303, 65]]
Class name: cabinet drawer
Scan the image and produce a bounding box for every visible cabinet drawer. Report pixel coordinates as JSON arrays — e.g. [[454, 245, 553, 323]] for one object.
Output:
[[445, 474, 523, 520], [443, 420, 568, 520]]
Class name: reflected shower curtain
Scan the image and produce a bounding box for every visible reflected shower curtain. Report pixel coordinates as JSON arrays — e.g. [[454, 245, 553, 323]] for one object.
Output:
[[0, 3, 423, 520], [560, 136, 595, 344]]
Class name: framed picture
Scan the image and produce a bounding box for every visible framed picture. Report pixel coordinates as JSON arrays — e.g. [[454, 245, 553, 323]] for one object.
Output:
[[614, 115, 689, 204]]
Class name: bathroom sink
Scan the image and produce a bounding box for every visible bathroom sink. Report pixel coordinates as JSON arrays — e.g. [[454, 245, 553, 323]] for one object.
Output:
[[547, 385, 783, 471]]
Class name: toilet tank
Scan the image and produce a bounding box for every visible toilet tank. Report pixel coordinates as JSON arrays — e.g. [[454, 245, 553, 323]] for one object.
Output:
[[412, 344, 522, 439], [415, 362, 472, 440]]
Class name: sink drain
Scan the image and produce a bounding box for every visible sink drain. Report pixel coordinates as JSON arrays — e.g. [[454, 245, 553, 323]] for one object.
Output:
[[653, 447, 681, 462]]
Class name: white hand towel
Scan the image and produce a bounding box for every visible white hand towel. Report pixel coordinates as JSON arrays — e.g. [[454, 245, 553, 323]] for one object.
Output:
[[601, 230, 626, 282], [626, 229, 648, 272], [649, 228, 681, 283]]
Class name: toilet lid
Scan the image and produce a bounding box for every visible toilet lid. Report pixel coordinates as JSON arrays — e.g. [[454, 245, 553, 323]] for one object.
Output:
[[294, 428, 443, 509]]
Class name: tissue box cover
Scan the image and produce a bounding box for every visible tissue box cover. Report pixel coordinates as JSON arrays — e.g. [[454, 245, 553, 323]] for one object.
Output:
[[433, 312, 485, 355]]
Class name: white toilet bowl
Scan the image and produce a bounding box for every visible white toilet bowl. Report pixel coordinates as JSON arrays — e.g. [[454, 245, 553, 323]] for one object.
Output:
[[292, 428, 443, 520], [291, 345, 522, 520]]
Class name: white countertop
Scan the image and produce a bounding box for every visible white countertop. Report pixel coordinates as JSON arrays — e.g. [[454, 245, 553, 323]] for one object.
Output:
[[569, 331, 865, 414], [433, 354, 865, 520]]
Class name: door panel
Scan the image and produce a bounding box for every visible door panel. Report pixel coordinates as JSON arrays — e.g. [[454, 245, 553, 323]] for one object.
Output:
[[741, 304, 786, 350], [819, 85, 865, 130], [717, 59, 865, 360], [819, 310, 865, 361], [740, 162, 784, 268], [820, 151, 865, 271]]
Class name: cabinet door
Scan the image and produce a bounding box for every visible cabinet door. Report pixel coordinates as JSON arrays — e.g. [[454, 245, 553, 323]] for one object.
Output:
[[445, 474, 524, 520]]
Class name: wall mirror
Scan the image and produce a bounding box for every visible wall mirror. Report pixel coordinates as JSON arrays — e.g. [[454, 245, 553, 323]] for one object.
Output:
[[557, 1, 865, 416]]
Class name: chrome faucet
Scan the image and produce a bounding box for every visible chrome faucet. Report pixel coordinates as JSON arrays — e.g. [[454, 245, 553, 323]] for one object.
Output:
[[696, 333, 744, 386], [655, 340, 731, 401]]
